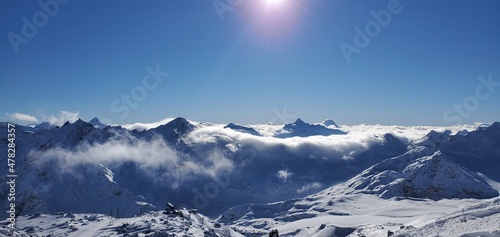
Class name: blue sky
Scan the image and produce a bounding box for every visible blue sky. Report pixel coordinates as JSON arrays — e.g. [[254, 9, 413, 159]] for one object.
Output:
[[1, 0, 499, 125]]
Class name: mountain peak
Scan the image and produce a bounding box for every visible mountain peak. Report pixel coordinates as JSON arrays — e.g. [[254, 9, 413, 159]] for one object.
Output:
[[168, 117, 191, 127], [334, 151, 498, 200], [277, 118, 346, 138], [284, 118, 308, 129], [321, 119, 339, 128], [63, 119, 94, 129], [413, 130, 451, 149], [224, 123, 260, 136], [89, 117, 100, 123], [152, 117, 194, 142], [89, 117, 106, 129], [74, 119, 86, 125], [293, 118, 305, 124], [489, 121, 500, 130]]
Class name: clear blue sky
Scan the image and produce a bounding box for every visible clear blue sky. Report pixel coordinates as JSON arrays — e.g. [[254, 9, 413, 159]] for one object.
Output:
[[1, 0, 499, 125]]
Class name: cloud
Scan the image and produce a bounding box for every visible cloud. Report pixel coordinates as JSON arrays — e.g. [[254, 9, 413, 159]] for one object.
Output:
[[30, 121, 480, 195], [276, 169, 293, 182], [47, 111, 79, 126], [31, 135, 233, 188], [6, 112, 38, 123], [340, 124, 480, 143], [184, 124, 389, 164], [121, 118, 176, 131], [180, 123, 483, 183]]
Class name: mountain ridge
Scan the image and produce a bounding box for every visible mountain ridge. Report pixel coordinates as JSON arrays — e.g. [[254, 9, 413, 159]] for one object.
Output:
[[0, 118, 498, 232]]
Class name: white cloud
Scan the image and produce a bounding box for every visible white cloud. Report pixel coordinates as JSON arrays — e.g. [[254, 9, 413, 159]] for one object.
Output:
[[340, 124, 480, 143], [184, 124, 389, 163], [6, 112, 38, 123], [29, 121, 482, 192], [47, 111, 79, 126], [121, 118, 175, 131], [179, 123, 485, 183], [276, 169, 293, 182], [225, 143, 238, 153], [31, 135, 233, 188]]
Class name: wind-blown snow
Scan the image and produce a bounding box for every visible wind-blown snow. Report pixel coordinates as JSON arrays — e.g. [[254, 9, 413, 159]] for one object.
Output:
[[100, 164, 116, 184]]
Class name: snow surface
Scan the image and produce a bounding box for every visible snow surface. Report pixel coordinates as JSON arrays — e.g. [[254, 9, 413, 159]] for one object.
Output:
[[219, 193, 500, 237], [0, 206, 243, 237], [333, 150, 498, 199], [0, 118, 499, 236]]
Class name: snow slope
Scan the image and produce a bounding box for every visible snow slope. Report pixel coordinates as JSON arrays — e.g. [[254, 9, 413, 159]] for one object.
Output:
[[395, 198, 500, 237], [333, 151, 498, 199], [0, 205, 243, 237], [332, 124, 500, 200], [0, 118, 499, 237], [219, 192, 499, 237]]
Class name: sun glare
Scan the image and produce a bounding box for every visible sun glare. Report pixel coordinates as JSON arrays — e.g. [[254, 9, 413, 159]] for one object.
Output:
[[244, 0, 305, 42], [265, 0, 286, 8]]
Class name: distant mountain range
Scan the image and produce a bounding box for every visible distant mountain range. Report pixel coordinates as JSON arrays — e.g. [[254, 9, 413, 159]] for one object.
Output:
[[1, 118, 499, 236]]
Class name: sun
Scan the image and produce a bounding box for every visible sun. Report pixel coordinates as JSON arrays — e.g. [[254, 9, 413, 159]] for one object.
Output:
[[264, 0, 286, 8], [245, 0, 304, 41]]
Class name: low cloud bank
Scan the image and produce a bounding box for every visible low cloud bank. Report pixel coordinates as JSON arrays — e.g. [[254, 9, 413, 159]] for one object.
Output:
[[31, 135, 233, 188]]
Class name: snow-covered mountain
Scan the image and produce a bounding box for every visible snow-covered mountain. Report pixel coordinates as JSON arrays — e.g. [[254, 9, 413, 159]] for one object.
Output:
[[1, 117, 411, 218], [1, 204, 243, 237], [89, 117, 107, 129], [216, 123, 500, 236], [1, 117, 499, 236], [224, 123, 261, 136], [33, 122, 55, 131], [329, 126, 500, 200], [321, 119, 339, 128], [333, 151, 498, 199], [150, 117, 196, 142], [274, 118, 346, 138]]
